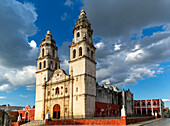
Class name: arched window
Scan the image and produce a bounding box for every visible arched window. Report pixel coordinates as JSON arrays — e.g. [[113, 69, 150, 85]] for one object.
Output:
[[65, 88, 67, 93], [79, 47, 82, 56], [73, 49, 76, 58], [77, 32, 80, 37], [148, 102, 151, 105], [87, 47, 89, 57], [52, 50, 55, 57], [42, 48, 44, 57], [43, 61, 46, 68], [91, 51, 94, 59], [55, 63, 57, 69], [153, 101, 157, 105], [137, 102, 140, 106], [39, 62, 42, 69], [142, 102, 145, 106], [50, 61, 53, 69], [56, 87, 59, 94]]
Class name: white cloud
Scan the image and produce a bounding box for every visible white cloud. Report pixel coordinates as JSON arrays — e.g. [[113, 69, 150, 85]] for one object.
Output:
[[19, 95, 27, 98], [0, 84, 14, 93], [26, 85, 35, 90], [95, 42, 103, 48], [4, 66, 36, 86], [61, 13, 68, 21], [28, 40, 37, 48], [162, 99, 170, 102], [64, 0, 74, 7], [114, 44, 121, 51], [0, 96, 6, 99]]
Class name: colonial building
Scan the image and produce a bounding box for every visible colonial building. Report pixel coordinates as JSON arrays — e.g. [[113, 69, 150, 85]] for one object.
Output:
[[134, 99, 164, 117], [35, 9, 134, 120]]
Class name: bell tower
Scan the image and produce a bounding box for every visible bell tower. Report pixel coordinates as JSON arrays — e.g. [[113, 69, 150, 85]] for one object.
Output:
[[35, 31, 60, 120], [69, 9, 96, 118]]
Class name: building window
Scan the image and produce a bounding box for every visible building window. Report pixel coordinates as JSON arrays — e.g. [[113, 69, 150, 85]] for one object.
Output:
[[76, 96, 78, 101], [113, 110, 115, 115], [43, 61, 46, 68], [76, 87, 78, 92], [77, 32, 80, 37], [50, 61, 53, 69], [61, 86, 63, 89], [137, 102, 140, 106], [56, 87, 59, 94], [79, 47, 82, 56], [55, 63, 57, 69], [142, 102, 145, 106], [52, 50, 55, 57], [65, 108, 67, 112], [73, 49, 76, 59], [148, 102, 151, 105], [39, 62, 42, 69], [76, 77, 78, 81], [91, 51, 94, 59], [42, 48, 44, 57], [153, 101, 157, 105], [87, 47, 89, 57], [65, 88, 67, 93], [48, 91, 50, 96]]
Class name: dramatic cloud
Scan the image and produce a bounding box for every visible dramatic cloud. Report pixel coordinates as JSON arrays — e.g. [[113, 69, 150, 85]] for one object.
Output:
[[80, 0, 170, 85], [0, 0, 38, 92], [0, 0, 38, 68], [83, 0, 170, 38]]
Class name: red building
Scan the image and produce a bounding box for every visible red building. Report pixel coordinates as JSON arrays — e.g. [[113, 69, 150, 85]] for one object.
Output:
[[134, 99, 164, 117], [18, 105, 35, 121], [94, 102, 120, 117]]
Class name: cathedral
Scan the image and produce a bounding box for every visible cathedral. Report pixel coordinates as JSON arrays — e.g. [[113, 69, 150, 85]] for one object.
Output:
[[35, 9, 133, 120]]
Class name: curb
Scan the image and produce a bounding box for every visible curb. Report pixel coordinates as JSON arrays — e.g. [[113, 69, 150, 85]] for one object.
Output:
[[128, 118, 163, 126]]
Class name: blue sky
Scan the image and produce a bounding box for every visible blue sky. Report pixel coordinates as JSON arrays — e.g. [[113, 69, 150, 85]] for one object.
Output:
[[0, 0, 170, 108]]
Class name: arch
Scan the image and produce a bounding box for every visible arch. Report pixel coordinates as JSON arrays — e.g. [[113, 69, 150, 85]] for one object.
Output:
[[153, 101, 157, 105], [52, 50, 55, 57], [79, 47, 82, 56], [43, 61, 46, 68], [65, 88, 67, 93], [56, 87, 59, 94], [39, 62, 42, 69], [50, 61, 53, 69], [25, 112, 29, 121], [87, 47, 90, 57], [53, 104, 60, 119], [42, 48, 44, 57], [148, 102, 151, 106], [91, 51, 94, 59], [55, 63, 57, 69], [77, 32, 80, 37], [142, 102, 145, 106], [73, 49, 76, 58]]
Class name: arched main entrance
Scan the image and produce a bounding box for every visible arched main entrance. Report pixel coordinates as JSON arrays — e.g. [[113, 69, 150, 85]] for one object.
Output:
[[53, 104, 60, 119], [25, 112, 29, 121]]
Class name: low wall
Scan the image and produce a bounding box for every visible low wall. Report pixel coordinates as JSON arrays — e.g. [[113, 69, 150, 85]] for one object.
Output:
[[46, 117, 126, 125], [46, 116, 154, 125]]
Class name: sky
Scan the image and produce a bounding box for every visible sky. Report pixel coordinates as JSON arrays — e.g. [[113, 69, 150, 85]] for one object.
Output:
[[0, 0, 170, 108]]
